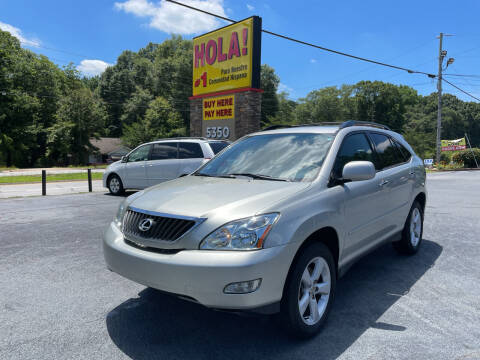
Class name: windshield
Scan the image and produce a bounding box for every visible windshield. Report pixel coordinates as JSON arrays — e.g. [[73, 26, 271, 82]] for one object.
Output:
[[197, 133, 334, 182]]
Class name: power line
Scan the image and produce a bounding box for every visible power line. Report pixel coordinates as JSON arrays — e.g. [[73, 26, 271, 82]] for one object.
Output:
[[443, 73, 480, 78], [165, 0, 437, 79], [442, 78, 480, 102]]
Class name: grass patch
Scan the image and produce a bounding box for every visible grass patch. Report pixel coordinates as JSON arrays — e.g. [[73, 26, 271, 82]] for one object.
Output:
[[0, 172, 103, 184]]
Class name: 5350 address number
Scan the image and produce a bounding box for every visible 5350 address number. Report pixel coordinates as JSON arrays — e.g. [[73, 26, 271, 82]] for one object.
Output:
[[206, 126, 230, 139]]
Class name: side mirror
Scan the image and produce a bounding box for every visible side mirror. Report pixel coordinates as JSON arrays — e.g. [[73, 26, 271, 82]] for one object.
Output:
[[121, 156, 128, 163], [342, 161, 375, 182]]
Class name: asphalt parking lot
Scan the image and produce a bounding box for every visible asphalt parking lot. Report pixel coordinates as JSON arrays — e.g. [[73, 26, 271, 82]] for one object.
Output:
[[1, 172, 479, 360]]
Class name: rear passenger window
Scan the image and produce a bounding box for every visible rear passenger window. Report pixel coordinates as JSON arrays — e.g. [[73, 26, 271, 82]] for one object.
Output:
[[369, 133, 404, 170], [150, 142, 178, 160], [332, 133, 374, 179], [392, 138, 412, 162], [208, 141, 229, 154], [179, 142, 203, 159]]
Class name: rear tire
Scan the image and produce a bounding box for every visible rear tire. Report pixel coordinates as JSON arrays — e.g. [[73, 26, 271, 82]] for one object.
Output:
[[108, 174, 124, 195], [393, 201, 423, 255], [280, 242, 336, 338]]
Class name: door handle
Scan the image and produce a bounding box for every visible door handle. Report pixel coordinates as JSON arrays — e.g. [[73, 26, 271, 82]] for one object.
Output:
[[379, 179, 389, 187], [409, 171, 415, 176]]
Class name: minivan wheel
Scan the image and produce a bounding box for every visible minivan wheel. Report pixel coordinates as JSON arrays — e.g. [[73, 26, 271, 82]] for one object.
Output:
[[108, 174, 124, 195], [280, 243, 336, 338], [393, 201, 423, 255]]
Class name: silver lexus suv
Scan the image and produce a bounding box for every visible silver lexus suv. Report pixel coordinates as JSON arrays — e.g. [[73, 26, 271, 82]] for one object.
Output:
[[103, 121, 426, 337]]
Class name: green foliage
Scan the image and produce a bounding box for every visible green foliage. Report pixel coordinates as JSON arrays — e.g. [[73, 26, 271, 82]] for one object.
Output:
[[122, 97, 185, 148], [260, 64, 280, 127], [46, 88, 107, 165], [452, 148, 480, 168]]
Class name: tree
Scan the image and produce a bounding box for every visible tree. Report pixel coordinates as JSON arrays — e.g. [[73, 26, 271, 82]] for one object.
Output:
[[120, 86, 154, 127], [122, 97, 185, 148], [47, 88, 107, 164], [260, 64, 280, 127], [266, 92, 297, 126], [295, 86, 352, 124]]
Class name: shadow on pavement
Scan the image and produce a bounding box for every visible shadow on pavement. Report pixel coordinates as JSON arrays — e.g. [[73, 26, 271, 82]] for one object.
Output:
[[106, 239, 442, 360]]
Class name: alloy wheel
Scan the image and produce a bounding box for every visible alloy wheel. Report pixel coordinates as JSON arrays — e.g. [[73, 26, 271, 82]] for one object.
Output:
[[298, 257, 331, 325]]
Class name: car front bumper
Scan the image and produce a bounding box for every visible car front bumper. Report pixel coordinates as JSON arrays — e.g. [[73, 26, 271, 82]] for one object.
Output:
[[103, 222, 297, 311]]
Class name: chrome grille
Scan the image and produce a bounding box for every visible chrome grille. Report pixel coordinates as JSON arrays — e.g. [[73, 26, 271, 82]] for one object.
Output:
[[122, 209, 196, 242]]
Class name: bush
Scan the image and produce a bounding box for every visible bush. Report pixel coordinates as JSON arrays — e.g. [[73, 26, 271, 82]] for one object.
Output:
[[452, 148, 480, 168]]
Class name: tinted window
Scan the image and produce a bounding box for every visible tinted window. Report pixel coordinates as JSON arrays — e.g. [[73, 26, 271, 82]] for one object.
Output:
[[150, 142, 177, 160], [208, 141, 229, 154], [369, 133, 403, 170], [332, 133, 374, 178], [198, 133, 334, 182], [128, 145, 150, 162], [392, 138, 412, 162], [179, 142, 203, 159]]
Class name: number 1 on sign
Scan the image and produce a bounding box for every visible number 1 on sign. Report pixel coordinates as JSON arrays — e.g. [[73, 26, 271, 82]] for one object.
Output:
[[195, 72, 207, 88]]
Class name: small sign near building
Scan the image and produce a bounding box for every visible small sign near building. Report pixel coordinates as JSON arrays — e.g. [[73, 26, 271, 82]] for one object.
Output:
[[441, 138, 466, 151], [424, 159, 434, 167]]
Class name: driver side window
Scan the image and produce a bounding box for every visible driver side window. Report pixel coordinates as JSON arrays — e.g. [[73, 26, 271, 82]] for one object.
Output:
[[332, 133, 374, 179], [128, 145, 150, 162]]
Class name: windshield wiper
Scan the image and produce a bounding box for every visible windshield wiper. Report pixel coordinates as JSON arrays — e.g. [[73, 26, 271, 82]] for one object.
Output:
[[193, 173, 235, 179], [227, 173, 290, 182]]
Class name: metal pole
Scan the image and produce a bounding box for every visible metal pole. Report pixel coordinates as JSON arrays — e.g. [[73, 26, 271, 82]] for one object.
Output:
[[435, 33, 444, 165], [87, 169, 92, 192], [465, 133, 479, 168], [42, 170, 46, 196]]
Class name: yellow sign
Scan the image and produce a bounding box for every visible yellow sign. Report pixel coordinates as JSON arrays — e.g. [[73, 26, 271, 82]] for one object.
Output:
[[203, 95, 235, 120], [192, 16, 261, 96], [441, 138, 466, 151]]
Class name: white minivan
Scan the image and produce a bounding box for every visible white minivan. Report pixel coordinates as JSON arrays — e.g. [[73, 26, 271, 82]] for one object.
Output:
[[103, 138, 229, 195]]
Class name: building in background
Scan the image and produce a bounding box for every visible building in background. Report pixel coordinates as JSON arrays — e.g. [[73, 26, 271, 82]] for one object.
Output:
[[88, 138, 130, 164]]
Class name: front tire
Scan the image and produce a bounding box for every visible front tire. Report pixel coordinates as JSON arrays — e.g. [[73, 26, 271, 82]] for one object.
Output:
[[107, 174, 124, 195], [393, 201, 423, 255], [280, 243, 336, 338]]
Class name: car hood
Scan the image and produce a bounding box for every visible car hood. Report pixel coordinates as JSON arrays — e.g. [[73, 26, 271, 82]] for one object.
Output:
[[129, 175, 311, 219]]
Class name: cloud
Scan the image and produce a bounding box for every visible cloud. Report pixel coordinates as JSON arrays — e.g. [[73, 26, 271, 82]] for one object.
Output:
[[310, 58, 317, 63], [77, 60, 112, 77], [246, 4, 254, 11], [278, 82, 293, 94], [114, 0, 227, 35], [0, 21, 40, 47]]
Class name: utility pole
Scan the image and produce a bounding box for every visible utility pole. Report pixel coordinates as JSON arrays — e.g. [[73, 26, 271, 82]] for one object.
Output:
[[436, 33, 444, 164], [435, 33, 454, 164]]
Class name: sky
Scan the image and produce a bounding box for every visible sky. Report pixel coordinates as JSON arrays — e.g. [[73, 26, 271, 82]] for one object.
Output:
[[1, 0, 479, 102]]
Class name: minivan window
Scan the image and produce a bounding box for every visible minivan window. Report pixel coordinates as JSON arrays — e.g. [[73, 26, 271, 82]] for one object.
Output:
[[128, 145, 150, 162], [197, 133, 334, 182], [208, 141, 229, 154], [179, 142, 203, 159], [369, 133, 403, 170], [332, 133, 374, 178], [150, 142, 177, 160]]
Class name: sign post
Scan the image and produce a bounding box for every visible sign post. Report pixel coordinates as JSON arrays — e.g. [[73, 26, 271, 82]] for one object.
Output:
[[189, 16, 262, 141]]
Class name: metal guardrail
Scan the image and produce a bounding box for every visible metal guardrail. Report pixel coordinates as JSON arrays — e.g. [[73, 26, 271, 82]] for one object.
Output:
[[41, 169, 93, 196]]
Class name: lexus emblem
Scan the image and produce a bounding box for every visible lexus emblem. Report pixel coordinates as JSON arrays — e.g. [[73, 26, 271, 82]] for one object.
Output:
[[138, 218, 154, 232]]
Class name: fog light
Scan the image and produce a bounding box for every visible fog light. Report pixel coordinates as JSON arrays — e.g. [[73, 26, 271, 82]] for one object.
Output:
[[223, 279, 262, 294]]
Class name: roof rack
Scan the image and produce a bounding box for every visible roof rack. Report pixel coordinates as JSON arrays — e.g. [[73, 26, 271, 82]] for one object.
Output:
[[262, 122, 343, 131], [261, 121, 391, 132], [339, 120, 391, 131], [153, 137, 208, 141]]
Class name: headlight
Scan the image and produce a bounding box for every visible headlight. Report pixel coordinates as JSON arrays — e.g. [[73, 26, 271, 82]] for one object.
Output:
[[114, 190, 144, 227], [114, 200, 128, 228], [199, 213, 279, 250]]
